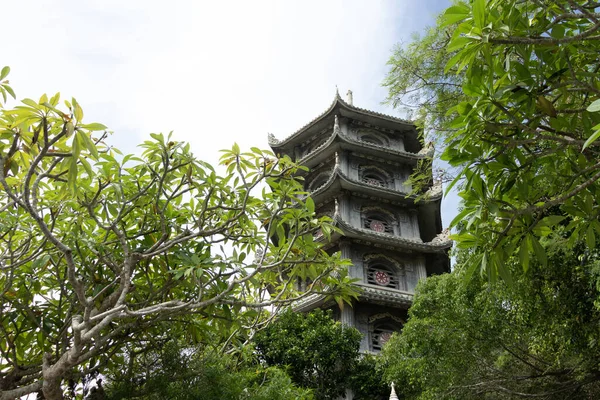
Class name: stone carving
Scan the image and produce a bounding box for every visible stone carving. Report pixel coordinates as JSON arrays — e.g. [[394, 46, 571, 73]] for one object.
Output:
[[368, 312, 404, 324], [417, 141, 435, 157], [432, 228, 451, 244], [333, 115, 341, 134]]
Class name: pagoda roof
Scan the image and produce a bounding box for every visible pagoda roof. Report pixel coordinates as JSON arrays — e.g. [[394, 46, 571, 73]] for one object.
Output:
[[269, 90, 418, 150], [334, 216, 452, 254], [309, 164, 442, 206], [295, 126, 433, 168], [292, 285, 414, 313], [355, 283, 413, 307]]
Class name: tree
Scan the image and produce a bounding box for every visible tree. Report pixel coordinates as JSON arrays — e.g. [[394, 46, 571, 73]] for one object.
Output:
[[0, 73, 356, 399], [103, 339, 313, 400], [380, 1, 600, 397], [380, 240, 600, 399], [386, 0, 600, 281], [254, 309, 388, 400], [384, 20, 464, 143]]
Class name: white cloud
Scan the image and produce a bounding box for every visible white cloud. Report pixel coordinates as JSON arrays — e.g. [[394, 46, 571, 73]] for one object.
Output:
[[3, 0, 455, 223]]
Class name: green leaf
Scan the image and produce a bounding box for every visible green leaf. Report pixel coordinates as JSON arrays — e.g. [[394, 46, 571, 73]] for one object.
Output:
[[447, 37, 473, 52], [77, 131, 98, 160], [73, 98, 83, 121], [587, 99, 600, 112], [441, 4, 470, 27], [306, 196, 315, 214], [496, 257, 513, 287], [450, 207, 473, 228], [0, 66, 9, 80], [586, 225, 596, 249], [464, 253, 482, 282], [530, 236, 547, 267], [472, 0, 486, 30], [582, 125, 600, 150], [3, 85, 15, 99], [82, 122, 108, 131], [519, 240, 529, 273]]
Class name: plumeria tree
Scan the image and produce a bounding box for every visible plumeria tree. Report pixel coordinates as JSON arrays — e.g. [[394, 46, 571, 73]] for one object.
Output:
[[0, 70, 355, 399]]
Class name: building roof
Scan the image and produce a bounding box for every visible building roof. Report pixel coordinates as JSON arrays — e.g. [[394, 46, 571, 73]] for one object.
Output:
[[308, 163, 443, 206], [268, 90, 418, 150], [334, 217, 452, 254]]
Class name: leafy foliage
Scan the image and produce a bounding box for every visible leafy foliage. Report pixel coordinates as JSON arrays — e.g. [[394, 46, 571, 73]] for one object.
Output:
[[254, 309, 388, 400], [103, 340, 313, 400], [381, 240, 600, 399], [442, 0, 600, 280], [0, 66, 15, 107], [384, 21, 464, 142], [386, 0, 600, 281], [0, 75, 356, 399]]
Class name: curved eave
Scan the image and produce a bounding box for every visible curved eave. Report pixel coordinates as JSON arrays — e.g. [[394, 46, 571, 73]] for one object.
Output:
[[298, 131, 425, 169], [291, 285, 414, 312], [292, 293, 331, 313], [309, 169, 442, 206], [355, 283, 413, 307], [335, 217, 452, 253], [269, 93, 417, 149]]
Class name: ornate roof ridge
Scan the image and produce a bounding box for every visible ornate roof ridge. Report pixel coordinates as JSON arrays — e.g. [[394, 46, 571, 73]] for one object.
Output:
[[340, 131, 423, 160], [298, 129, 425, 165], [291, 292, 328, 312], [298, 129, 338, 164], [355, 284, 413, 306], [334, 217, 452, 252], [308, 168, 443, 203], [269, 92, 414, 148]]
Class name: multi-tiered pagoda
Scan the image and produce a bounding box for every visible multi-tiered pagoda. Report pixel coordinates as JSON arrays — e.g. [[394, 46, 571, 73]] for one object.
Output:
[[268, 90, 451, 353]]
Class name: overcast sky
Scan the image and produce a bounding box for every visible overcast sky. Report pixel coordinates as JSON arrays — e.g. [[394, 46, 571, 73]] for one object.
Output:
[[3, 0, 457, 224]]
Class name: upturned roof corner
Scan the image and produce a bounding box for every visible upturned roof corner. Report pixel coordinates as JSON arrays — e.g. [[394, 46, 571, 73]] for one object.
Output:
[[268, 91, 416, 149]]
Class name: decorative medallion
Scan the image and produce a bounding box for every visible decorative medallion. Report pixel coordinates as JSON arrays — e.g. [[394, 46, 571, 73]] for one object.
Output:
[[374, 270, 390, 286], [370, 220, 386, 233], [365, 177, 383, 186], [379, 331, 393, 345]]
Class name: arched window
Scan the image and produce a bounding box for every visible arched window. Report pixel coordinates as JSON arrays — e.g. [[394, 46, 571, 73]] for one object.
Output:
[[368, 313, 404, 352], [357, 129, 389, 147], [367, 263, 400, 289], [359, 166, 390, 188], [371, 322, 397, 352], [361, 207, 395, 234], [363, 214, 393, 233], [363, 254, 405, 290]]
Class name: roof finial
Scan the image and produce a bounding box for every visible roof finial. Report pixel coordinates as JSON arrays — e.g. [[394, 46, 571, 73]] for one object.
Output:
[[346, 89, 353, 105], [389, 382, 399, 400], [267, 133, 279, 145]]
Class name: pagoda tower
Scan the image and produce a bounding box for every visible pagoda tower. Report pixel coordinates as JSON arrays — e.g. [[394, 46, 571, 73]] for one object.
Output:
[[268, 90, 451, 353]]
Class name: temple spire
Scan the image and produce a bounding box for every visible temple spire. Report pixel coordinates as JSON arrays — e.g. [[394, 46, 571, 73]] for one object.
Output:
[[389, 382, 399, 400]]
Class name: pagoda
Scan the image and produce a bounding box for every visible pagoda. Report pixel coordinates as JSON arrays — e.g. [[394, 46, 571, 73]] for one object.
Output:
[[268, 90, 451, 353]]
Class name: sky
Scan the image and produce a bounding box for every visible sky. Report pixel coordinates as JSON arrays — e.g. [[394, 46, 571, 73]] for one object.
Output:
[[3, 0, 457, 225]]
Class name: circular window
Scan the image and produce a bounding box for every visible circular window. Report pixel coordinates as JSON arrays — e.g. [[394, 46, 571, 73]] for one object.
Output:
[[369, 220, 386, 232], [374, 270, 391, 286]]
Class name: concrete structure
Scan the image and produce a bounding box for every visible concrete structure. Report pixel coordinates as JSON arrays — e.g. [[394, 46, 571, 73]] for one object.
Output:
[[268, 90, 451, 353]]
